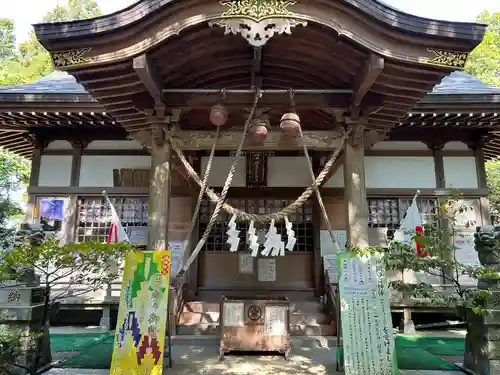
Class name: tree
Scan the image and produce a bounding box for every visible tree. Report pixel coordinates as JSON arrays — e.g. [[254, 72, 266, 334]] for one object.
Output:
[[0, 328, 22, 375], [0, 19, 15, 59], [0, 236, 132, 374], [486, 160, 500, 222], [356, 193, 499, 374], [465, 11, 500, 86], [0, 149, 30, 249], [0, 0, 102, 86]]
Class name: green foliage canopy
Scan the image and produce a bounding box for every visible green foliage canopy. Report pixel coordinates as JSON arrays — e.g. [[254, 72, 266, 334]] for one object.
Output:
[[486, 160, 500, 220], [465, 11, 500, 86], [0, 0, 102, 85]]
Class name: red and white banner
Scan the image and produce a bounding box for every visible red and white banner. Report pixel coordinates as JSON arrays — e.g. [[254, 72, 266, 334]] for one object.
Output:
[[103, 193, 130, 244], [393, 194, 426, 256]]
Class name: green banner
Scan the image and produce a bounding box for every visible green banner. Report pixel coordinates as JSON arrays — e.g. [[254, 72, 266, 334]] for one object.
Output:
[[337, 251, 398, 375]]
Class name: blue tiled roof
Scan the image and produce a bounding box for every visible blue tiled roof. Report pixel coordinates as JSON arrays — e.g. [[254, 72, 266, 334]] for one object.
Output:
[[429, 71, 500, 95], [0, 70, 499, 97], [0, 71, 87, 94]]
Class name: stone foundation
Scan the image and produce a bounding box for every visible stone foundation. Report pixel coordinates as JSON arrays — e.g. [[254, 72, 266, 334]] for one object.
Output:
[[0, 284, 51, 373]]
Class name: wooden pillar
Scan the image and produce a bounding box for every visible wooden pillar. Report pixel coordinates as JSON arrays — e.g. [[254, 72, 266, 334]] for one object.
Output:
[[343, 125, 369, 249], [25, 138, 43, 223], [470, 139, 491, 224], [148, 123, 172, 250], [431, 143, 445, 188]]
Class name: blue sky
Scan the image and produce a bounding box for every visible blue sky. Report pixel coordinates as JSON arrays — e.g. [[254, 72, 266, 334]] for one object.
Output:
[[2, 0, 500, 45]]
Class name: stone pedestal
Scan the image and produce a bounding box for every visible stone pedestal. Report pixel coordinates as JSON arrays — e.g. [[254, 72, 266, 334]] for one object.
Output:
[[0, 284, 51, 373], [469, 225, 500, 375]]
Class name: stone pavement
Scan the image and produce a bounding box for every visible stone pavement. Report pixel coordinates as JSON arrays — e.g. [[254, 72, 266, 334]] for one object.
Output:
[[45, 327, 467, 375], [45, 338, 463, 375]]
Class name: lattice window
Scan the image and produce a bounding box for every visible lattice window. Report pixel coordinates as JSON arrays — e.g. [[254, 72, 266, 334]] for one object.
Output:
[[368, 197, 439, 229], [199, 198, 314, 252], [76, 197, 148, 243]]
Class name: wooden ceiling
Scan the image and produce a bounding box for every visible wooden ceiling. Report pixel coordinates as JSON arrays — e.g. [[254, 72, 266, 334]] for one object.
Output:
[[64, 22, 456, 138]]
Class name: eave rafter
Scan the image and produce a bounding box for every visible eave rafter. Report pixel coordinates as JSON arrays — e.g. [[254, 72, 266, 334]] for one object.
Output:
[[133, 54, 163, 106], [351, 53, 384, 117]]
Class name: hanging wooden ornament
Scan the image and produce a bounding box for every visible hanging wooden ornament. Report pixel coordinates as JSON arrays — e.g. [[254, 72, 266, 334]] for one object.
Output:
[[209, 104, 229, 126], [250, 118, 269, 143], [280, 112, 301, 136]]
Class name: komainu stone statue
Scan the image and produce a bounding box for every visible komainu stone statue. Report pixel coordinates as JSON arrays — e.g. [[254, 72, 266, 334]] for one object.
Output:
[[11, 223, 46, 286], [467, 225, 500, 375], [474, 225, 500, 269]]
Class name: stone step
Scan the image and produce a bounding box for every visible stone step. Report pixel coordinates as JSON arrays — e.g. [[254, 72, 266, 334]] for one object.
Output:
[[179, 311, 331, 325], [168, 334, 340, 348], [181, 300, 325, 314], [175, 322, 334, 336]]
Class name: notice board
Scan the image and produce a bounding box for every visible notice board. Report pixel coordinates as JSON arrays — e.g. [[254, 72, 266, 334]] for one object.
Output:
[[337, 252, 398, 375]]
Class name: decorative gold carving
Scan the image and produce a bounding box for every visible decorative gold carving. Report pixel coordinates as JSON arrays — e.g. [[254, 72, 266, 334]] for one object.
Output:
[[219, 0, 298, 23], [51, 48, 92, 68], [212, 0, 306, 47], [209, 18, 306, 47], [425, 48, 468, 68]]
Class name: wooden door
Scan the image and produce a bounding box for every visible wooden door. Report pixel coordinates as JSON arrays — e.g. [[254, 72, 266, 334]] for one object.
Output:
[[197, 197, 316, 292]]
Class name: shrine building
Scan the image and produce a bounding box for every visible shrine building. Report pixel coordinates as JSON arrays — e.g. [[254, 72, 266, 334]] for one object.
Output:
[[1, 0, 499, 334]]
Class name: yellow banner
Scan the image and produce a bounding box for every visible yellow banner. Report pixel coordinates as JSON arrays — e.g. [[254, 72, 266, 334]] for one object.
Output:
[[111, 250, 172, 375]]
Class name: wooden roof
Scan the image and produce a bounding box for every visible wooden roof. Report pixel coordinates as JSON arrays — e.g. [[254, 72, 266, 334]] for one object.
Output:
[[3, 0, 493, 158], [2, 71, 498, 158]]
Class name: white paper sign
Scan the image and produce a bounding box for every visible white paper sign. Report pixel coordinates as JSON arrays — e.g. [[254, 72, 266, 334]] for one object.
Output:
[[169, 241, 184, 275], [323, 255, 339, 283], [320, 230, 347, 256], [258, 258, 276, 282], [223, 302, 244, 327], [338, 252, 398, 375], [128, 226, 148, 245], [453, 231, 480, 285], [239, 253, 254, 275], [264, 306, 287, 336]]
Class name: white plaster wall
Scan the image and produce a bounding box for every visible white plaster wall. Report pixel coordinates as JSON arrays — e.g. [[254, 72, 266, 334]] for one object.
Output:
[[365, 156, 436, 189], [38, 155, 72, 186], [443, 141, 469, 150], [443, 157, 478, 188], [201, 156, 246, 187], [45, 140, 72, 150], [323, 168, 344, 188], [267, 157, 312, 187], [79, 155, 151, 187], [371, 141, 428, 150], [86, 140, 144, 150]]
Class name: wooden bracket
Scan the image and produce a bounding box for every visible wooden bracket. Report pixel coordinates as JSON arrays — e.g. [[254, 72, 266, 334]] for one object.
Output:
[[351, 53, 384, 118], [133, 54, 164, 106]]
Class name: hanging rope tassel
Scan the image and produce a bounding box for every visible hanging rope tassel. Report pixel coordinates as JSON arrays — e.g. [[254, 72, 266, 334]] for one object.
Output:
[[173, 125, 221, 277], [168, 126, 350, 223], [289, 88, 343, 253], [176, 90, 261, 279]]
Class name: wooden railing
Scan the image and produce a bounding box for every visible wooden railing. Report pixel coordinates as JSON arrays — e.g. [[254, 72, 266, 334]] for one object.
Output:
[[324, 270, 340, 337], [168, 275, 189, 336]]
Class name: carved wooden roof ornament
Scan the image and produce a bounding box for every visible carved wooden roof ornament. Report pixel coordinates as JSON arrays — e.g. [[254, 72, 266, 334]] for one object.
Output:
[[209, 0, 307, 47]]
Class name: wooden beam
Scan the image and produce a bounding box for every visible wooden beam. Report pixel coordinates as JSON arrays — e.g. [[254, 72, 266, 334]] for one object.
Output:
[[133, 54, 163, 105], [131, 130, 345, 151], [352, 54, 384, 108]]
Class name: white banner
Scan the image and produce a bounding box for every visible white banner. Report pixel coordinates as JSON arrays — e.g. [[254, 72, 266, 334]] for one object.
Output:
[[338, 252, 398, 375]]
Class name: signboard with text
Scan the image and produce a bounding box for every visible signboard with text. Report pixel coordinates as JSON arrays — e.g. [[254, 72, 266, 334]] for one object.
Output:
[[338, 252, 398, 375], [110, 250, 172, 375]]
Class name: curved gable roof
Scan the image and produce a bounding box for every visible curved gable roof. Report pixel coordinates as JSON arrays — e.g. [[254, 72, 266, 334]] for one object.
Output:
[[33, 0, 485, 48], [0, 71, 87, 94], [430, 71, 500, 95]]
